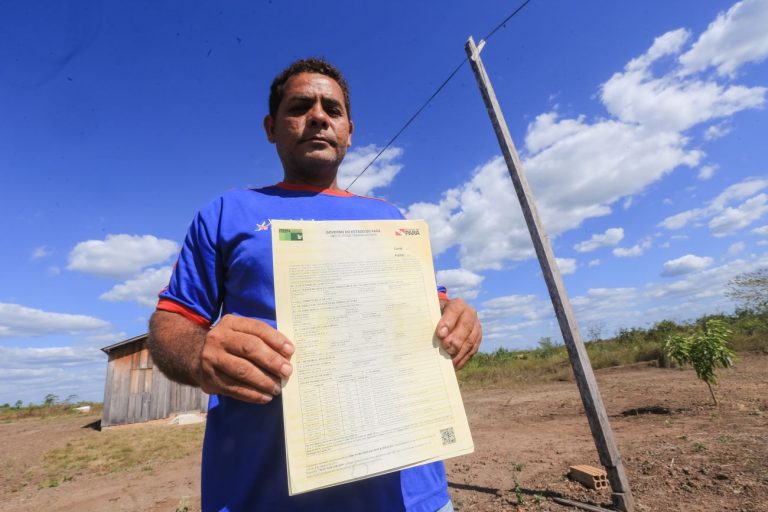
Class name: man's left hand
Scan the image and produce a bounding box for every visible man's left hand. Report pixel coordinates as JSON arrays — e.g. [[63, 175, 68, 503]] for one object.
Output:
[[435, 298, 482, 370]]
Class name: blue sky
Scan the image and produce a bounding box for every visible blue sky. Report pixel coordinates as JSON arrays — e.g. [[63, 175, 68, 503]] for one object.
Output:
[[2, 0, 768, 404]]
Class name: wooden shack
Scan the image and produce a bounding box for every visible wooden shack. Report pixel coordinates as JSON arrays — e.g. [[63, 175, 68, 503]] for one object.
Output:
[[101, 333, 208, 427]]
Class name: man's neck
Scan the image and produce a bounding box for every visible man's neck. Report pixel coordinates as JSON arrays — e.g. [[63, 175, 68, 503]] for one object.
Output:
[[282, 170, 341, 191]]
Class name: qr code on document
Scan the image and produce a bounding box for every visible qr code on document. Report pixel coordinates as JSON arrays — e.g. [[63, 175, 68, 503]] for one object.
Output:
[[440, 427, 456, 445]]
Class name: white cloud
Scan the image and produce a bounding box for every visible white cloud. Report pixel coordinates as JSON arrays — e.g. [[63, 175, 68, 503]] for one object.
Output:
[[0, 346, 103, 368], [100, 266, 173, 307], [0, 303, 110, 338], [67, 234, 178, 279], [661, 254, 714, 276], [404, 158, 534, 270], [0, 346, 107, 404], [405, 116, 701, 270], [697, 164, 718, 180], [85, 331, 128, 344], [648, 254, 768, 301], [480, 295, 551, 322], [709, 193, 768, 236], [613, 239, 652, 258], [601, 27, 766, 132], [523, 113, 585, 153], [569, 253, 768, 342], [752, 224, 768, 235], [337, 145, 403, 196], [435, 268, 484, 300], [679, 0, 768, 78], [30, 245, 51, 260], [404, 5, 763, 274], [556, 258, 577, 275], [660, 178, 768, 232], [574, 228, 624, 252], [663, 198, 674, 205], [726, 242, 746, 258], [660, 209, 701, 230], [703, 124, 731, 141], [572, 287, 638, 311], [477, 294, 554, 347], [588, 259, 601, 267]]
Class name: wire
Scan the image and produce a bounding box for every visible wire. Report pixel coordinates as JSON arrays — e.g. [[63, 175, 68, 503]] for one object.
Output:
[[344, 0, 534, 192], [343, 57, 466, 191], [482, 0, 532, 42]]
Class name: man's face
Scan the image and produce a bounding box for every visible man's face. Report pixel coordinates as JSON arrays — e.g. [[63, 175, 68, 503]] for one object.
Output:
[[264, 72, 353, 181]]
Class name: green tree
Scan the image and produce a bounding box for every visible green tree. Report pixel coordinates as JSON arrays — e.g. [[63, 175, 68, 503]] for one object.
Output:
[[726, 268, 768, 313], [43, 393, 59, 407], [663, 319, 734, 405], [14, 400, 23, 409]]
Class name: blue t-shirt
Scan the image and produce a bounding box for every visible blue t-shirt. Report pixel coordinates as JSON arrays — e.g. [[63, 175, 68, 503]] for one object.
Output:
[[158, 183, 450, 512]]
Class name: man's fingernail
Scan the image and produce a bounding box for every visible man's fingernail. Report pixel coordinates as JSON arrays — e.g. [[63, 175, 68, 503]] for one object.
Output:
[[439, 326, 449, 337], [280, 363, 292, 377], [283, 343, 294, 356], [273, 385, 282, 395]]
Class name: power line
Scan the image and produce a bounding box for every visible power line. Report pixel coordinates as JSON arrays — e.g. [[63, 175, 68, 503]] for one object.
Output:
[[344, 0, 534, 192]]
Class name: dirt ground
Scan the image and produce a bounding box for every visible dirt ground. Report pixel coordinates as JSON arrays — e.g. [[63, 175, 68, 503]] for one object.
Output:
[[1, 355, 766, 512]]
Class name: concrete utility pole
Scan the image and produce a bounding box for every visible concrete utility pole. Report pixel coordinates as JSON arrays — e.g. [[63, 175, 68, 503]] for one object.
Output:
[[464, 35, 635, 512]]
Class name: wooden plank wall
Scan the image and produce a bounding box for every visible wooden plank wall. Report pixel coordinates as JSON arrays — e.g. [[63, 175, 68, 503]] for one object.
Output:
[[102, 337, 208, 427]]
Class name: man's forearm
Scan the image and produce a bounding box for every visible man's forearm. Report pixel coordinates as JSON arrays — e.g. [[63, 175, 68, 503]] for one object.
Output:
[[147, 310, 208, 387]]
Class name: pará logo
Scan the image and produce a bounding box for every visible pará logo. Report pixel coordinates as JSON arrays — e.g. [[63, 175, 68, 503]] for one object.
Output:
[[395, 227, 420, 236]]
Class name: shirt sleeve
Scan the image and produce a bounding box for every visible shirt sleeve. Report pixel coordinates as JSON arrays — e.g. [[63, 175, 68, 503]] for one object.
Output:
[[156, 197, 225, 327]]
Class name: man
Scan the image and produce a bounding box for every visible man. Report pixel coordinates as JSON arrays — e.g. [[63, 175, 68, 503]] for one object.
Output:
[[148, 58, 482, 512]]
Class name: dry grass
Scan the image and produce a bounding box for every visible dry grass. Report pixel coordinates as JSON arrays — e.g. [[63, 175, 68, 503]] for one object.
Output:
[[39, 422, 204, 488]]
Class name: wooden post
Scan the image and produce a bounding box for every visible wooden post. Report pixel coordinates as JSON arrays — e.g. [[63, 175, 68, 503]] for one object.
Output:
[[464, 35, 635, 512]]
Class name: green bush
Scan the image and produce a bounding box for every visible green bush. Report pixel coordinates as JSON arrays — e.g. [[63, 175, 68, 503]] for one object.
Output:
[[662, 319, 735, 405]]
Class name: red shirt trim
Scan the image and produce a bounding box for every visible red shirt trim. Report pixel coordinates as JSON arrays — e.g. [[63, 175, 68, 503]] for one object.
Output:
[[276, 181, 354, 197], [156, 299, 211, 328]]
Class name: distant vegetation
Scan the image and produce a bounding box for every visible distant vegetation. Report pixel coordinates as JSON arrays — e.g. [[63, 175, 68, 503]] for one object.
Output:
[[458, 309, 768, 388], [0, 395, 103, 422]]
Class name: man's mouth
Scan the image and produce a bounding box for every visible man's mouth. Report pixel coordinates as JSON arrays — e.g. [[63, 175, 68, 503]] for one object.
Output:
[[302, 136, 336, 147]]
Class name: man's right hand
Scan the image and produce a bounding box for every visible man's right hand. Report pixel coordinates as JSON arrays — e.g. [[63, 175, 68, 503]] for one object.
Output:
[[198, 315, 295, 404], [148, 310, 294, 405]]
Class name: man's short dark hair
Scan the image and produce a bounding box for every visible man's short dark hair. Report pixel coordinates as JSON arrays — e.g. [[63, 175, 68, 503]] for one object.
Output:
[[268, 58, 351, 120]]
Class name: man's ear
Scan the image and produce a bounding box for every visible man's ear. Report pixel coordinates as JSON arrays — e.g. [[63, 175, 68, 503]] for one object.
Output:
[[346, 120, 354, 148], [263, 115, 276, 143]]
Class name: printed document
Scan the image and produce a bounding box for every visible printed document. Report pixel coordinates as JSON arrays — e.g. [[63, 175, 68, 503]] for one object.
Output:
[[272, 219, 473, 495]]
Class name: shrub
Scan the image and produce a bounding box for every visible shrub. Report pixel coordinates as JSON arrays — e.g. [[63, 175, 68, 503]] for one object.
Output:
[[663, 319, 734, 405]]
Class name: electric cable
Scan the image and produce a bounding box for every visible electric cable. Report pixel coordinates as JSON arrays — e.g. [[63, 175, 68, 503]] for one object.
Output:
[[344, 0, 533, 192]]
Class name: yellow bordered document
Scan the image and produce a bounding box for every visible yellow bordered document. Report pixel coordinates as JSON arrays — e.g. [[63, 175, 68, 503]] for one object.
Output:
[[272, 219, 473, 495]]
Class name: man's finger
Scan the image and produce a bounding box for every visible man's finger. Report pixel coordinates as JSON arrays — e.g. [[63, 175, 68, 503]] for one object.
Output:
[[435, 298, 467, 340], [203, 368, 276, 404], [220, 315, 295, 358], [216, 352, 283, 394], [454, 320, 482, 370], [218, 328, 293, 379], [438, 300, 477, 356]]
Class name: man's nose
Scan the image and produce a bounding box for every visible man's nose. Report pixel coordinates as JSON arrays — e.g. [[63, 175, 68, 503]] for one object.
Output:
[[307, 102, 330, 127]]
